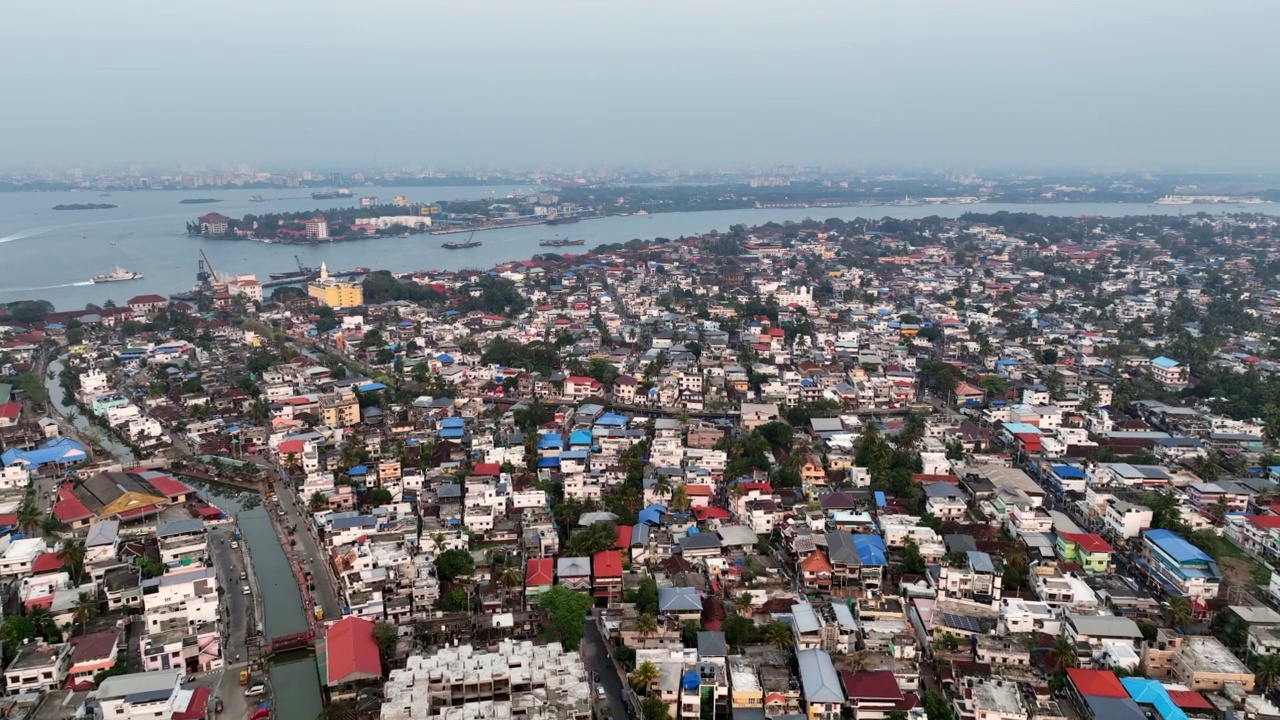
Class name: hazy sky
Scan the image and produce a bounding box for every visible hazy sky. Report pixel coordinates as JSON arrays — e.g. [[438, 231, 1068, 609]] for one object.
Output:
[[4, 0, 1279, 172]]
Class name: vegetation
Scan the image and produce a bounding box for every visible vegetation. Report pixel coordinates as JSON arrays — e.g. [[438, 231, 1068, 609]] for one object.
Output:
[[535, 585, 593, 649], [434, 549, 475, 582]]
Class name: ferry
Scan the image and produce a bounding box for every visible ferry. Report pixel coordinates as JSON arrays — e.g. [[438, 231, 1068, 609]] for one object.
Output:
[[91, 266, 143, 283], [310, 189, 353, 200], [248, 195, 264, 202]]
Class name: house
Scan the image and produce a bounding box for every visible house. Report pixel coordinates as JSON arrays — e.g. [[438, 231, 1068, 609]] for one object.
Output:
[[323, 617, 382, 690], [1055, 533, 1113, 573], [1137, 529, 1220, 609], [592, 550, 622, 604], [127, 294, 169, 317], [934, 551, 1002, 609], [796, 649, 844, 720], [840, 669, 916, 720], [563, 376, 603, 400], [4, 641, 71, 695], [1150, 356, 1188, 389], [525, 557, 554, 600], [90, 670, 190, 720]]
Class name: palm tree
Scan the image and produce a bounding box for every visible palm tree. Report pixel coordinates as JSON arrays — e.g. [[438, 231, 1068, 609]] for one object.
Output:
[[40, 513, 63, 539], [72, 591, 99, 634], [1168, 596, 1192, 629], [631, 660, 661, 693], [841, 651, 870, 674], [308, 491, 329, 513], [1255, 653, 1280, 693], [762, 621, 792, 652], [1005, 545, 1026, 570], [58, 538, 87, 585], [636, 612, 659, 641], [670, 484, 690, 512], [16, 496, 41, 536], [1049, 634, 1079, 671], [734, 592, 754, 617], [27, 607, 59, 642], [500, 566, 523, 607]]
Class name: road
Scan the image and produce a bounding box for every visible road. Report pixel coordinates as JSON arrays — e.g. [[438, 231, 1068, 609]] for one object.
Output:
[[271, 465, 343, 620], [208, 524, 258, 720], [584, 616, 631, 720]]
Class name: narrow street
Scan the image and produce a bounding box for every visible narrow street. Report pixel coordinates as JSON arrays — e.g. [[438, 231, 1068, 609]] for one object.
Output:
[[583, 617, 630, 720], [272, 465, 343, 620]]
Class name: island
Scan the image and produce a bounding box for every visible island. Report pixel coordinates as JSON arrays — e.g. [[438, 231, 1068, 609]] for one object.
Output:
[[52, 203, 117, 210], [179, 198, 222, 204]]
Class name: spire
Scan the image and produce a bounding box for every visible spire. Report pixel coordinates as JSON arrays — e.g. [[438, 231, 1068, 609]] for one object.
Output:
[[319, 262, 328, 281]]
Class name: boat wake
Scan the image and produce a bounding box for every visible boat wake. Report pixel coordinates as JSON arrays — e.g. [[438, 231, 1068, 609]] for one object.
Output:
[[0, 227, 55, 244], [0, 281, 95, 293]]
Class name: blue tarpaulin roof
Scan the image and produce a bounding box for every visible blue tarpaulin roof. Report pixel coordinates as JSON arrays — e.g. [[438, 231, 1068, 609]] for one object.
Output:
[[873, 491, 887, 508], [1052, 465, 1087, 479], [1120, 678, 1188, 720], [438, 353, 455, 364], [537, 457, 560, 468], [569, 430, 593, 445], [441, 418, 465, 428], [537, 435, 564, 449]]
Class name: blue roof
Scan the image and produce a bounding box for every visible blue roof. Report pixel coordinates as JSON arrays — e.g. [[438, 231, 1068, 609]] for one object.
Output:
[[569, 430, 593, 446], [357, 382, 387, 393], [439, 428, 465, 439], [638, 504, 666, 526], [682, 671, 700, 691], [537, 457, 560, 468], [853, 534, 887, 566], [2, 437, 87, 468], [1151, 356, 1180, 369], [1144, 528, 1212, 564], [873, 491, 887, 508], [1120, 678, 1188, 720], [442, 310, 460, 316], [437, 353, 455, 364], [537, 434, 564, 450], [1052, 465, 1087, 479], [348, 465, 367, 475], [559, 450, 589, 460], [594, 413, 627, 427], [440, 418, 465, 428]]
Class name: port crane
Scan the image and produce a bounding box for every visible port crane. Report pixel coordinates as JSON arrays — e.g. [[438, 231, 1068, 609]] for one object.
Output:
[[197, 249, 221, 290]]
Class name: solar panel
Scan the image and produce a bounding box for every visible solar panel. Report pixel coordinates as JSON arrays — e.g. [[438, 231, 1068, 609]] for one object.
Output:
[[941, 612, 983, 633]]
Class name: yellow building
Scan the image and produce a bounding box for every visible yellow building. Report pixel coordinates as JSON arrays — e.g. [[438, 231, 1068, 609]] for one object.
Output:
[[307, 263, 364, 308], [320, 393, 361, 427]]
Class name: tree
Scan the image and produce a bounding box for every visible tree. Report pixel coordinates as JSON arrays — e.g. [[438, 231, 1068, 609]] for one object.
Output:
[[0, 616, 36, 662], [1049, 634, 1078, 670], [367, 487, 393, 506], [16, 495, 41, 536], [734, 592, 754, 616], [980, 374, 1006, 400], [58, 538, 87, 585], [434, 549, 475, 582], [27, 607, 60, 642], [308, 491, 329, 513], [499, 566, 523, 605], [1167, 596, 1192, 629], [1255, 653, 1280, 693], [632, 660, 661, 693], [372, 621, 397, 673], [722, 615, 759, 650], [436, 587, 471, 612], [669, 484, 690, 511], [636, 577, 659, 616], [72, 591, 99, 634], [536, 586, 593, 650], [762, 621, 792, 652], [921, 690, 955, 720], [756, 421, 794, 450], [640, 696, 670, 720], [899, 537, 926, 575], [887, 712, 910, 720], [636, 612, 659, 640], [136, 556, 165, 579], [40, 513, 63, 539], [566, 522, 617, 556]]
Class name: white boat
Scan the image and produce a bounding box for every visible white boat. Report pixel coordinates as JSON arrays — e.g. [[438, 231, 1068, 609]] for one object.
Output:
[[1154, 195, 1193, 205], [91, 266, 143, 283]]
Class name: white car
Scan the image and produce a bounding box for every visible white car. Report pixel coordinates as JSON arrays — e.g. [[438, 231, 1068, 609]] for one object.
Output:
[[230, 541, 240, 549], [244, 683, 266, 697], [242, 585, 251, 595], [596, 686, 606, 700]]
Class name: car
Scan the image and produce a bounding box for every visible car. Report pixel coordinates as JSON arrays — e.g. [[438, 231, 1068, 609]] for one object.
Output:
[[244, 683, 266, 697], [277, 509, 286, 516], [596, 686, 606, 700], [242, 585, 251, 595], [240, 571, 248, 581], [592, 671, 601, 683], [230, 541, 240, 549]]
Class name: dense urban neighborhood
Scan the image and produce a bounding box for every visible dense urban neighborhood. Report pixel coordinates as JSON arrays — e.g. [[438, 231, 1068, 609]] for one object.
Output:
[[4, 210, 1280, 720]]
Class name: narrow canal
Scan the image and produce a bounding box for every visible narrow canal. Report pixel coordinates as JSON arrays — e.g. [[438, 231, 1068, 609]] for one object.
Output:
[[191, 481, 324, 720], [44, 356, 138, 461]]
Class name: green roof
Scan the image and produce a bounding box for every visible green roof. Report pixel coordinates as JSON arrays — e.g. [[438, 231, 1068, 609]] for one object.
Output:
[[0, 383, 11, 404]]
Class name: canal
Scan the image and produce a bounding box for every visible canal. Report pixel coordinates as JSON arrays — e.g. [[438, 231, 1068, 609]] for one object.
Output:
[[191, 481, 324, 720], [44, 355, 138, 462]]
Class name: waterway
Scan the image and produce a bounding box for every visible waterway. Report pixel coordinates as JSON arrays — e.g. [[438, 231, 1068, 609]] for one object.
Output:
[[1, 185, 1275, 310], [43, 355, 138, 461], [190, 480, 323, 720]]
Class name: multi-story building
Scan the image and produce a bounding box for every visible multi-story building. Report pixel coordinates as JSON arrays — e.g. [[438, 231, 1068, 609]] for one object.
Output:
[[1137, 529, 1220, 607], [1054, 533, 1113, 573], [1101, 498, 1153, 540], [4, 641, 71, 695], [304, 216, 329, 239], [796, 649, 844, 720], [953, 678, 1027, 720], [1150, 356, 1189, 388], [934, 551, 1003, 609], [308, 263, 363, 308], [320, 392, 361, 427], [1140, 631, 1254, 692], [88, 670, 188, 720]]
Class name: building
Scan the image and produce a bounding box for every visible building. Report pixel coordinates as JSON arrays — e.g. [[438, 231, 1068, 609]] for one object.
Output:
[[320, 392, 361, 428], [197, 212, 230, 235], [89, 670, 188, 720], [935, 551, 1003, 608], [53, 470, 187, 526], [304, 216, 329, 240], [1150, 356, 1188, 389], [308, 263, 363, 308], [380, 640, 592, 720], [1137, 529, 1220, 608], [1101, 499, 1153, 540], [954, 677, 1027, 720], [1140, 631, 1254, 692], [4, 641, 71, 695], [321, 617, 382, 691], [796, 648, 844, 720], [1054, 533, 1113, 573]]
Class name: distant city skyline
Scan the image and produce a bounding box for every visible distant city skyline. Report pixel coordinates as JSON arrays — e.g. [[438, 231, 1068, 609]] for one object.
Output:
[[3, 1, 1279, 171]]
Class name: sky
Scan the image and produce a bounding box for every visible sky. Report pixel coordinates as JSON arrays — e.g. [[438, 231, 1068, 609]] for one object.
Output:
[[3, 0, 1280, 172]]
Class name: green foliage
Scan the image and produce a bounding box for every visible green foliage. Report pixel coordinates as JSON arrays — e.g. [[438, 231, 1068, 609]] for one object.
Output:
[[436, 587, 471, 612], [536, 585, 593, 650], [482, 339, 561, 375], [640, 696, 670, 720], [566, 522, 617, 557], [362, 271, 448, 305], [899, 537, 926, 575], [636, 577, 659, 616], [722, 615, 759, 649], [755, 421, 794, 450], [681, 620, 701, 648], [367, 487, 393, 506], [434, 549, 475, 582], [921, 690, 955, 720]]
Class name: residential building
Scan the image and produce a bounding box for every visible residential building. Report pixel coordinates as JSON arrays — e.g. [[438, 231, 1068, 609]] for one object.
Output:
[[308, 263, 363, 308]]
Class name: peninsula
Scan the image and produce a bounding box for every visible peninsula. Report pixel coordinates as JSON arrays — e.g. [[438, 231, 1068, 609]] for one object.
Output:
[[51, 202, 116, 210]]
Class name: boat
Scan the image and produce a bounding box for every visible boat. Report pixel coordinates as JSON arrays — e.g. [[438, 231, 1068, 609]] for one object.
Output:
[[539, 237, 586, 247], [1154, 195, 1193, 205], [91, 266, 143, 283], [545, 215, 580, 225], [248, 195, 264, 202], [310, 189, 353, 200], [268, 255, 314, 280], [443, 232, 481, 250]]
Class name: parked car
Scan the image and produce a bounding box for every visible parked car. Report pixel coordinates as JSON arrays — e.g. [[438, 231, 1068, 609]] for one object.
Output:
[[596, 686, 606, 700], [230, 541, 240, 549], [242, 585, 251, 595], [244, 683, 266, 697]]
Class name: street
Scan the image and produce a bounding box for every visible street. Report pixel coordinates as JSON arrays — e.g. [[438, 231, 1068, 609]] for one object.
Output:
[[583, 617, 631, 720], [207, 524, 259, 720], [271, 465, 343, 620]]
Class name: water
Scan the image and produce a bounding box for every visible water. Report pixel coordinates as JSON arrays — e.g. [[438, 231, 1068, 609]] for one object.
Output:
[[43, 356, 138, 461], [188, 480, 322, 720], [1, 186, 1273, 310]]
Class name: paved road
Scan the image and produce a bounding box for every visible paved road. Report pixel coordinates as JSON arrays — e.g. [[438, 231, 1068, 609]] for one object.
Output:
[[583, 616, 630, 720], [271, 465, 343, 619], [208, 524, 258, 720]]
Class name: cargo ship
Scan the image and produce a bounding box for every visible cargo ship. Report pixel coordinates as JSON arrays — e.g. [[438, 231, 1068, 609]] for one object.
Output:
[[269, 256, 314, 280], [310, 189, 353, 200], [91, 266, 143, 283], [545, 215, 580, 226], [539, 237, 586, 247]]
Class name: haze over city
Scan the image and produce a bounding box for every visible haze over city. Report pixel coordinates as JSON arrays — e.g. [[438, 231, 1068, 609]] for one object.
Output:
[[4, 0, 1279, 172]]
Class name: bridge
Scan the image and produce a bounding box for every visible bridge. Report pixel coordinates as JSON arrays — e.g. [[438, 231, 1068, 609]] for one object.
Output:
[[264, 629, 316, 658]]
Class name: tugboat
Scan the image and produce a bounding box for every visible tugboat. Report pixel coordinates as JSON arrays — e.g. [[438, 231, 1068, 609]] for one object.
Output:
[[91, 266, 143, 283], [539, 237, 586, 247], [442, 232, 481, 250]]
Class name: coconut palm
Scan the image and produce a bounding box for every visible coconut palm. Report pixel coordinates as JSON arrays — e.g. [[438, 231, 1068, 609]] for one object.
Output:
[[762, 621, 792, 652], [1049, 634, 1079, 671], [841, 651, 871, 674], [1005, 545, 1026, 570], [72, 591, 99, 634], [27, 606, 59, 642], [631, 660, 661, 693], [308, 491, 329, 513], [734, 592, 754, 616], [1255, 653, 1280, 693], [58, 538, 87, 585], [1168, 596, 1192, 629], [500, 566, 523, 607], [40, 513, 63, 539], [636, 612, 659, 640], [16, 497, 41, 536], [670, 484, 690, 511]]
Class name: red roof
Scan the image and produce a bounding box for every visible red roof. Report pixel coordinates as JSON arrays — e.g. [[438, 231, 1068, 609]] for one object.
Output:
[[615, 525, 632, 549], [840, 669, 902, 700], [54, 485, 94, 523], [1014, 433, 1042, 452], [278, 439, 306, 455], [31, 552, 63, 575], [325, 617, 382, 686], [685, 485, 713, 497], [1248, 514, 1280, 529], [1167, 690, 1213, 710], [1066, 668, 1128, 698], [593, 550, 622, 578], [526, 558, 554, 587], [1060, 532, 1113, 554], [740, 482, 773, 494], [0, 402, 20, 420], [800, 550, 832, 575], [692, 506, 730, 521], [173, 686, 211, 720], [145, 474, 190, 499], [565, 375, 602, 387], [473, 462, 501, 477]]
